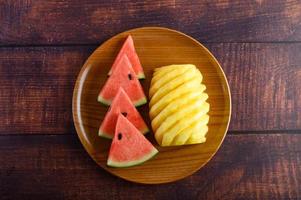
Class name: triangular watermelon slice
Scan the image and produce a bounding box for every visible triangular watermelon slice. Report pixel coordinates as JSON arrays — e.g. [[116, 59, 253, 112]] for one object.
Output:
[[108, 35, 145, 79], [107, 114, 158, 167], [99, 88, 149, 139], [98, 55, 147, 106]]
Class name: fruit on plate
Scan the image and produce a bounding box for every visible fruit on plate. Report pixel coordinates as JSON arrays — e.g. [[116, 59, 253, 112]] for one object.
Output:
[[98, 54, 147, 106], [155, 102, 210, 145], [108, 35, 145, 79], [99, 88, 149, 139], [107, 114, 158, 167], [149, 67, 202, 107], [149, 65, 195, 97], [172, 122, 208, 146], [149, 79, 206, 119], [149, 64, 210, 146], [151, 92, 208, 131], [161, 114, 209, 146], [99, 88, 148, 138]]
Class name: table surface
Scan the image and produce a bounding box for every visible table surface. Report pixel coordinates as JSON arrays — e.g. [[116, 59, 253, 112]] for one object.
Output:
[[0, 1, 300, 199]]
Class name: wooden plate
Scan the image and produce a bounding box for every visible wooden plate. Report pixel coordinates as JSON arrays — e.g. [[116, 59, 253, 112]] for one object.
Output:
[[72, 27, 231, 184]]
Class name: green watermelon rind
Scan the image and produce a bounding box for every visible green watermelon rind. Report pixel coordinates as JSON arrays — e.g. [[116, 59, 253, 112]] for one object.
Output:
[[98, 96, 147, 107], [141, 126, 150, 134], [97, 96, 111, 106], [107, 148, 158, 168], [137, 72, 145, 79], [99, 126, 149, 139], [98, 129, 113, 139], [134, 97, 147, 107]]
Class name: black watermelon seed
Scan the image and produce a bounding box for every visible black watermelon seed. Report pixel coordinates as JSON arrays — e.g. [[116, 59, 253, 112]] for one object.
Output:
[[118, 133, 122, 140]]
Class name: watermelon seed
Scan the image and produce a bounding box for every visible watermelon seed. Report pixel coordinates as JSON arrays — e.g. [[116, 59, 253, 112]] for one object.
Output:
[[118, 133, 122, 140], [128, 74, 132, 80], [121, 112, 127, 117]]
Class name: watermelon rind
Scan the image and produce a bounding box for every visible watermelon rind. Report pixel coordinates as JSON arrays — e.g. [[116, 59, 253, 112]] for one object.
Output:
[[141, 126, 149, 134], [98, 129, 113, 139], [137, 72, 145, 79], [97, 95, 111, 106], [107, 148, 158, 168], [134, 97, 147, 107]]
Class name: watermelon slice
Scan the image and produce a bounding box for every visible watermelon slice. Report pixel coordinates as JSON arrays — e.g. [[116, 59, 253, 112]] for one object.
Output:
[[98, 55, 147, 106], [99, 88, 149, 139], [107, 114, 158, 167], [108, 35, 145, 79]]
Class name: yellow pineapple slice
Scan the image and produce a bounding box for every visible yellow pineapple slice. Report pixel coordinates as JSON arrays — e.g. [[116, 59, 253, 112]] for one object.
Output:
[[160, 114, 209, 146], [187, 136, 207, 145], [149, 80, 206, 119], [172, 123, 208, 146], [186, 129, 208, 144], [155, 101, 209, 144], [151, 92, 208, 131], [150, 68, 202, 107], [149, 66, 195, 98], [151, 65, 189, 86]]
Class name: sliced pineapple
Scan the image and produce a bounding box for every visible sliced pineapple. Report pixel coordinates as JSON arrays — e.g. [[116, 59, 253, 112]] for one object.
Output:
[[150, 68, 202, 107], [153, 64, 195, 78], [160, 114, 209, 146], [149, 64, 210, 146], [150, 66, 194, 98], [186, 129, 208, 144], [151, 92, 208, 131], [155, 101, 209, 145], [151, 65, 188, 86], [149, 80, 206, 119], [172, 123, 208, 146], [187, 136, 207, 145]]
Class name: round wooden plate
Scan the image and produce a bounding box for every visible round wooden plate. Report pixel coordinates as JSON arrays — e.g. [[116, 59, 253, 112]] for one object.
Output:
[[72, 27, 231, 184]]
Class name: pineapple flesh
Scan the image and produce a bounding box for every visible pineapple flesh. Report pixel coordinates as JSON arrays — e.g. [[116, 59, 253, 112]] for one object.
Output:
[[149, 64, 210, 146]]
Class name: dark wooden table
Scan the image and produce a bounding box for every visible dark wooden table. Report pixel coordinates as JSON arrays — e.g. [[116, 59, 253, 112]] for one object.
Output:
[[1, 1, 300, 199]]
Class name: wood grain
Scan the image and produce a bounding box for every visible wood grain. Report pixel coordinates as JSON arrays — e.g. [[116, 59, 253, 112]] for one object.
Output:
[[0, 43, 300, 135], [72, 27, 231, 183], [0, 0, 301, 45], [0, 0, 299, 197], [0, 134, 299, 199], [0, 46, 94, 134], [209, 43, 301, 131]]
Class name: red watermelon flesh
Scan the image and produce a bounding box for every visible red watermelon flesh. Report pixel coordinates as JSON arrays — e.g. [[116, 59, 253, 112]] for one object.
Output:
[[108, 35, 145, 79], [99, 88, 149, 139], [107, 114, 158, 167], [98, 55, 147, 106]]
